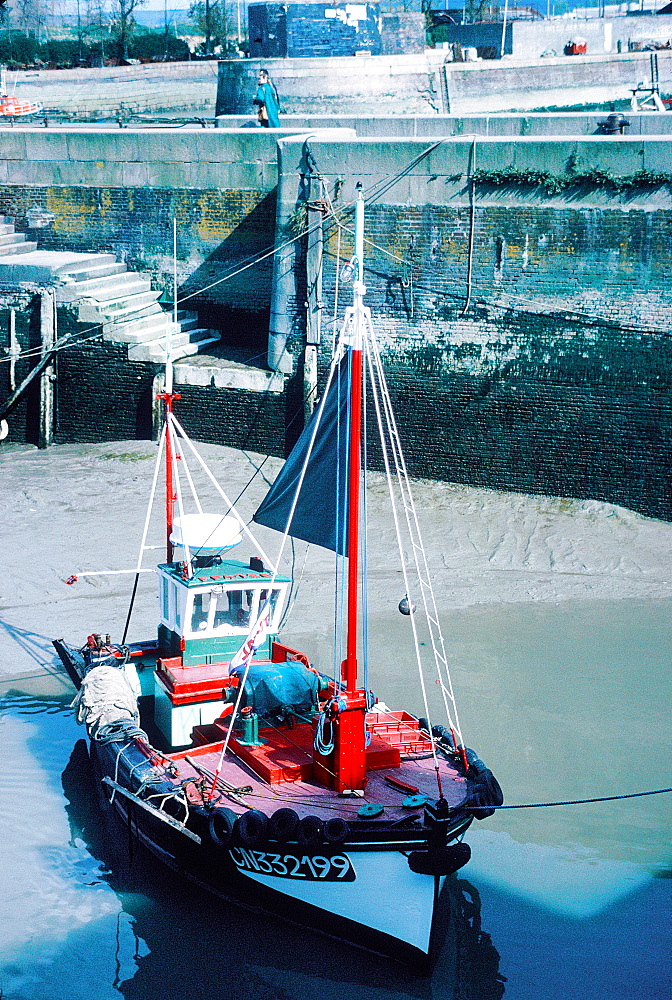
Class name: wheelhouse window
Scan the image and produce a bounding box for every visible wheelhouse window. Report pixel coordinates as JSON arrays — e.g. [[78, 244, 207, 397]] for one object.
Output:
[[160, 576, 170, 622], [160, 575, 182, 630], [191, 591, 209, 632], [259, 589, 282, 630], [213, 589, 255, 629], [185, 583, 288, 637]]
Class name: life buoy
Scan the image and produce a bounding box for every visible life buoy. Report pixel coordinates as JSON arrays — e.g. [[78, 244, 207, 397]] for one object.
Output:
[[323, 817, 349, 845], [269, 807, 300, 842], [298, 814, 324, 846], [208, 807, 236, 847], [233, 808, 268, 846]]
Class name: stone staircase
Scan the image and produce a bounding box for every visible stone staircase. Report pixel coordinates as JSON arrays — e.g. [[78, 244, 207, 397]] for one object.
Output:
[[0, 217, 221, 363], [56, 256, 221, 363], [0, 215, 38, 256]]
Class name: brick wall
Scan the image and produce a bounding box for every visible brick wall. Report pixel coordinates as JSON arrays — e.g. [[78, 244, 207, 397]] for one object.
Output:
[[381, 13, 426, 56], [274, 136, 672, 519], [1, 297, 293, 453], [0, 289, 39, 445], [2, 128, 671, 522]]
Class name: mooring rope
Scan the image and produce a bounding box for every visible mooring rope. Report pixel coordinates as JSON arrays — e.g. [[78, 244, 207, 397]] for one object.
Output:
[[491, 787, 672, 810]]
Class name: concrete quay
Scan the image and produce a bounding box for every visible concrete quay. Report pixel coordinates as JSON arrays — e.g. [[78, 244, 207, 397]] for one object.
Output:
[[215, 111, 672, 136], [8, 49, 672, 120]]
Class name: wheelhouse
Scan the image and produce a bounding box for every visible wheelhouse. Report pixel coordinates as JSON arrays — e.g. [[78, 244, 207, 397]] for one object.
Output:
[[157, 559, 290, 666]]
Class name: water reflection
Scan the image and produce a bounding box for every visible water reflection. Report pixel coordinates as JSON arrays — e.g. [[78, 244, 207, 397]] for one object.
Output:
[[0, 694, 126, 1000]]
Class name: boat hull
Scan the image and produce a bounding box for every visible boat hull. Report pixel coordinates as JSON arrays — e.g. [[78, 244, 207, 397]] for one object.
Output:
[[90, 740, 467, 966]]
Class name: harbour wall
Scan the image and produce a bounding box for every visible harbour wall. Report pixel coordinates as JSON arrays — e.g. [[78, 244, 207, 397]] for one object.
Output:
[[215, 112, 672, 136], [272, 134, 672, 518], [0, 126, 355, 453], [11, 48, 671, 120], [216, 51, 672, 116], [1, 125, 671, 518], [446, 14, 672, 59], [12, 61, 220, 116]]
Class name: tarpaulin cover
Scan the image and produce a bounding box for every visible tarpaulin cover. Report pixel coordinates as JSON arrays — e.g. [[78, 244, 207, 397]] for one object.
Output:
[[232, 661, 320, 719]]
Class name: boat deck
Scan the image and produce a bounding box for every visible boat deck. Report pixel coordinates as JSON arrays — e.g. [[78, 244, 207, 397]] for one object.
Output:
[[169, 730, 468, 823]]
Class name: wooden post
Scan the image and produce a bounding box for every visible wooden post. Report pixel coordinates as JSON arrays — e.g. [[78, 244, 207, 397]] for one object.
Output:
[[304, 174, 323, 421], [152, 372, 165, 441], [38, 289, 55, 449], [8, 308, 17, 391]]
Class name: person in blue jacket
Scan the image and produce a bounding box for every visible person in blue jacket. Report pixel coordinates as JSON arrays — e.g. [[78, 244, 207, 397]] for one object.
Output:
[[253, 68, 281, 128]]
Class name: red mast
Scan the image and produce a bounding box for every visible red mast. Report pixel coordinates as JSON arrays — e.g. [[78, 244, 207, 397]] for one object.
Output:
[[158, 390, 180, 562], [157, 241, 181, 565], [330, 189, 367, 793]]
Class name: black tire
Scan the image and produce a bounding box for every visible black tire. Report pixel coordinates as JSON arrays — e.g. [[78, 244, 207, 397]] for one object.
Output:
[[269, 807, 300, 843], [323, 817, 349, 844], [432, 724, 455, 749], [208, 807, 236, 847], [466, 770, 502, 819], [468, 787, 495, 820], [298, 814, 324, 846], [408, 842, 471, 876], [481, 769, 504, 806], [233, 808, 269, 847]]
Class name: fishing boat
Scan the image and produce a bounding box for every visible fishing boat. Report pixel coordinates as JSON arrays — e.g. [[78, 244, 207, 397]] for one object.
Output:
[[0, 66, 41, 118], [0, 95, 41, 117], [54, 192, 502, 967]]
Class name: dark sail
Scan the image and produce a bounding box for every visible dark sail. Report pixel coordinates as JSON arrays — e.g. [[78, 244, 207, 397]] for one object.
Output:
[[253, 357, 350, 555]]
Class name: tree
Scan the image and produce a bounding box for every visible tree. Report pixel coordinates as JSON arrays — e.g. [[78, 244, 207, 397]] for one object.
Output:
[[13, 0, 49, 40], [188, 0, 229, 55], [110, 0, 146, 59], [84, 0, 110, 63], [132, 30, 190, 61]]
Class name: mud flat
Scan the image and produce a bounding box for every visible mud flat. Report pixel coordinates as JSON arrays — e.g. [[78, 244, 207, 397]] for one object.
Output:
[[2, 439, 671, 682]]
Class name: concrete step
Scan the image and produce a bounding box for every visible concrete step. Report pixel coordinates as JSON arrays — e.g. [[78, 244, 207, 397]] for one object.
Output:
[[170, 326, 220, 350], [101, 305, 174, 338], [128, 329, 220, 363], [106, 317, 178, 345], [177, 310, 198, 324], [78, 298, 163, 325], [0, 232, 29, 246], [0, 224, 14, 236], [77, 289, 162, 322], [60, 272, 152, 302], [171, 333, 222, 362], [173, 358, 284, 394], [59, 260, 126, 282], [177, 315, 201, 333], [0, 241, 39, 256], [57, 254, 119, 277]]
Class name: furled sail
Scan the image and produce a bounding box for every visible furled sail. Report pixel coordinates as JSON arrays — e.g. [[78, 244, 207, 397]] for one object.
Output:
[[253, 357, 350, 555]]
